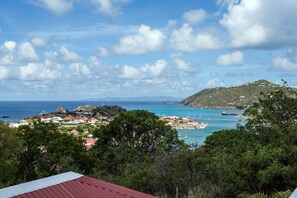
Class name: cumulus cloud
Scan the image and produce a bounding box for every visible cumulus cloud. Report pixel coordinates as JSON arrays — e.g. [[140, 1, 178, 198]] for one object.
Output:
[[0, 67, 8, 80], [97, 47, 111, 57], [0, 41, 17, 65], [119, 65, 139, 79], [88, 56, 120, 79], [59, 47, 81, 62], [172, 54, 197, 72], [206, 78, 224, 88], [119, 59, 167, 79], [30, 0, 73, 15], [70, 62, 91, 76], [170, 24, 220, 52], [45, 47, 81, 63], [17, 42, 39, 62], [90, 0, 130, 17], [142, 59, 167, 77], [220, 0, 297, 48], [272, 48, 297, 71], [2, 41, 17, 52], [183, 9, 206, 25], [272, 57, 297, 71], [113, 25, 165, 54], [31, 37, 47, 47], [19, 63, 61, 80], [216, 51, 244, 66], [167, 20, 177, 27], [0, 40, 76, 81]]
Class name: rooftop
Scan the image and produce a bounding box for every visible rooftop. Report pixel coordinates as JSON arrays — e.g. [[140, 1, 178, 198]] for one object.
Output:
[[0, 172, 156, 198]]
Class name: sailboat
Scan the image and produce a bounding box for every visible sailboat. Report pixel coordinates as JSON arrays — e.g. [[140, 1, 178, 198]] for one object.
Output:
[[185, 132, 188, 139]]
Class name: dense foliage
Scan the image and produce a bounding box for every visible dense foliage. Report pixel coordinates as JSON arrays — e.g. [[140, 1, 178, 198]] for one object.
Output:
[[0, 122, 22, 188], [90, 110, 184, 194], [19, 122, 94, 181], [0, 122, 93, 186], [0, 85, 296, 197]]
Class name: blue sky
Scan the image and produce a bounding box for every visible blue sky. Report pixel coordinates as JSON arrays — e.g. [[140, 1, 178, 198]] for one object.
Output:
[[0, 0, 297, 100]]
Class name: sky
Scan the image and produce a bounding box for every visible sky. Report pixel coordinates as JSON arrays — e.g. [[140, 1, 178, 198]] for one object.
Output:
[[0, 0, 297, 101]]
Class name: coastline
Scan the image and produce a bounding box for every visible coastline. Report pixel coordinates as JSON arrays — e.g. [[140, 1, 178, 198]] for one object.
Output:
[[0, 101, 243, 145]]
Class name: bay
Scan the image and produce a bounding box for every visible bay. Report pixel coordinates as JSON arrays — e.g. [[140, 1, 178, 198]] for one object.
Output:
[[0, 101, 243, 144]]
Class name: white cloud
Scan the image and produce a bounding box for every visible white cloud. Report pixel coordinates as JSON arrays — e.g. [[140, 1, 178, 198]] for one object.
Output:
[[119, 59, 167, 79], [97, 47, 111, 57], [45, 47, 81, 63], [172, 54, 197, 72], [183, 9, 206, 25], [272, 57, 297, 71], [119, 65, 139, 79], [31, 38, 47, 47], [206, 78, 224, 88], [19, 63, 61, 80], [2, 41, 17, 52], [114, 25, 165, 54], [70, 62, 91, 76], [216, 51, 244, 66], [90, 0, 130, 17], [167, 20, 177, 27], [216, 0, 240, 8], [0, 67, 8, 80], [272, 48, 297, 71], [220, 0, 297, 48], [0, 55, 14, 65], [142, 59, 167, 77], [88, 56, 119, 78], [17, 42, 39, 62], [170, 24, 220, 52], [59, 46, 81, 62], [30, 0, 73, 15]]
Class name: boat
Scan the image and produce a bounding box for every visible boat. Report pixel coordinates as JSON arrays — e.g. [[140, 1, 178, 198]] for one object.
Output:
[[221, 112, 238, 116], [185, 132, 188, 139], [0, 115, 10, 118]]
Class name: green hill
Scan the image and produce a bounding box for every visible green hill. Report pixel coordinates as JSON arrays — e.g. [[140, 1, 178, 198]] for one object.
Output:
[[181, 80, 280, 109]]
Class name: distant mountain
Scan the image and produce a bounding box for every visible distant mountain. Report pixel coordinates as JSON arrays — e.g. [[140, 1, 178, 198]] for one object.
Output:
[[81, 96, 182, 102], [181, 80, 281, 109]]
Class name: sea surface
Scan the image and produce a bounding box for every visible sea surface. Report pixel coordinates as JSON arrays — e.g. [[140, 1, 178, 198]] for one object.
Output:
[[0, 101, 244, 145]]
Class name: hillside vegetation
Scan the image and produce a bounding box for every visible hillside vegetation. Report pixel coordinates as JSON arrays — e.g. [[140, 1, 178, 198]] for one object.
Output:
[[181, 80, 280, 109]]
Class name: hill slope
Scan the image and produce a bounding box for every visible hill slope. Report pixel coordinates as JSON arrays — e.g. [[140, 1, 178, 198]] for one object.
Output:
[[181, 80, 280, 109]]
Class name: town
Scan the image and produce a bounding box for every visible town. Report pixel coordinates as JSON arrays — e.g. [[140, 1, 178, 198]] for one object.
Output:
[[9, 105, 125, 149], [8, 105, 208, 149], [159, 116, 207, 130]]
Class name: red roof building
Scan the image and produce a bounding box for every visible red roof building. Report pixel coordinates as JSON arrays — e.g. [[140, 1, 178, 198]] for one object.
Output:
[[0, 172, 157, 198]]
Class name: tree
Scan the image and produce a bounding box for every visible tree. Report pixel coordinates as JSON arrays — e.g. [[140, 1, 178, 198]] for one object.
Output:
[[242, 85, 297, 193], [18, 122, 93, 182], [244, 85, 297, 146], [198, 85, 297, 196], [91, 110, 183, 193], [0, 122, 23, 188]]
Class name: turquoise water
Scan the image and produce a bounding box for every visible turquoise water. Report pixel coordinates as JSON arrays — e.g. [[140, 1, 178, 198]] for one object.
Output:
[[0, 101, 243, 144]]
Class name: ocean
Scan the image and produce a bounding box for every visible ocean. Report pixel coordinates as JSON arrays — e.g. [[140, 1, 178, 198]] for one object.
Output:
[[0, 101, 243, 145]]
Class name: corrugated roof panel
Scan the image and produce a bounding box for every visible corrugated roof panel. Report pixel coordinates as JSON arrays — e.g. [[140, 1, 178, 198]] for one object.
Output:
[[0, 172, 83, 198], [4, 173, 157, 198]]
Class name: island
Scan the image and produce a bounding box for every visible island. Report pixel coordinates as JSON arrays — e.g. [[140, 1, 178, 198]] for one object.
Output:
[[159, 116, 207, 130]]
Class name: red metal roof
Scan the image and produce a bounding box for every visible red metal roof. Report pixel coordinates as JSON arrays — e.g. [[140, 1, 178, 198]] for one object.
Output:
[[12, 176, 157, 198]]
